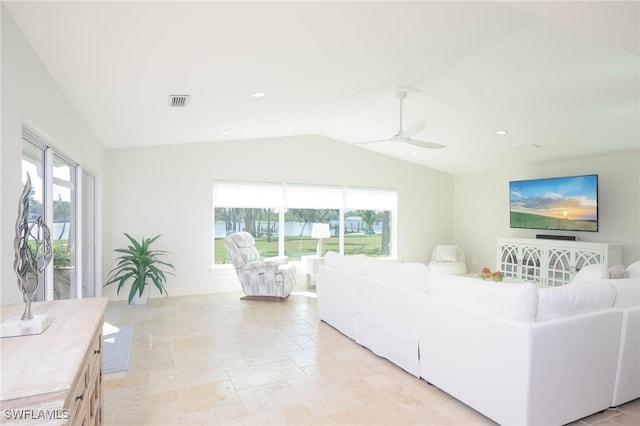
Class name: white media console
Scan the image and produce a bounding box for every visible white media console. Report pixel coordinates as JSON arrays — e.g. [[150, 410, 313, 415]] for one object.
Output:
[[497, 237, 623, 286]]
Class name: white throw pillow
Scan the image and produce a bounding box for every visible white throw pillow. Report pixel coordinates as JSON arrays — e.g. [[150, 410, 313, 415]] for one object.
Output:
[[572, 264, 608, 283], [435, 245, 458, 262], [627, 261, 640, 279]]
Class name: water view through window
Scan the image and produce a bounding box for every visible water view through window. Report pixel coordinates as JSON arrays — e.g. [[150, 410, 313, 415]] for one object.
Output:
[[212, 182, 396, 264]]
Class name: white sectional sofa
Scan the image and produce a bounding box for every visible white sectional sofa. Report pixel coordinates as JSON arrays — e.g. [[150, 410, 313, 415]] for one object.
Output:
[[316, 252, 640, 426]]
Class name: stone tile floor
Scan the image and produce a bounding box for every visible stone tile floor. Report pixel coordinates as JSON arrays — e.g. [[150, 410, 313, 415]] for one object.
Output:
[[103, 289, 639, 425]]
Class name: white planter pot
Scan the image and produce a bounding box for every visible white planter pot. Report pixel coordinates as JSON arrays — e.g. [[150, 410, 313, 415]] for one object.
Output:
[[131, 290, 149, 305]]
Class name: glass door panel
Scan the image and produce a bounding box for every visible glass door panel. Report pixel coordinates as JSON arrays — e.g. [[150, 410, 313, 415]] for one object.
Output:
[[521, 247, 542, 282], [547, 248, 572, 287], [52, 155, 76, 300], [21, 141, 46, 302]]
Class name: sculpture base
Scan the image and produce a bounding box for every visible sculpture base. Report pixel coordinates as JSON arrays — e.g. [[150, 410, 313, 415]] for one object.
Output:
[[0, 314, 53, 338]]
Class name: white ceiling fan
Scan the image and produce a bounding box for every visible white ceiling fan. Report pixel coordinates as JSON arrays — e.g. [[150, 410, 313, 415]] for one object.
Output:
[[356, 90, 445, 149]]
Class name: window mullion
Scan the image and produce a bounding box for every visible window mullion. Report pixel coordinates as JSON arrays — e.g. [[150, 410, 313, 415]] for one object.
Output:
[[76, 166, 84, 298], [279, 184, 286, 257], [44, 147, 55, 301]]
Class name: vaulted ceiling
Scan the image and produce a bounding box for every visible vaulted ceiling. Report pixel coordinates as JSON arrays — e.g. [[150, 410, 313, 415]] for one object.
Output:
[[4, 1, 639, 174]]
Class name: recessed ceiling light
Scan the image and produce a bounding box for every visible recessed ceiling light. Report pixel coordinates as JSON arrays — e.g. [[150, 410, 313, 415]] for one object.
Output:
[[251, 92, 266, 98], [496, 130, 508, 135], [221, 131, 231, 136]]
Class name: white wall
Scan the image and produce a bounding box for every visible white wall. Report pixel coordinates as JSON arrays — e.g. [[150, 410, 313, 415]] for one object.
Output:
[[454, 150, 640, 272], [103, 136, 454, 300], [1, 9, 105, 304]]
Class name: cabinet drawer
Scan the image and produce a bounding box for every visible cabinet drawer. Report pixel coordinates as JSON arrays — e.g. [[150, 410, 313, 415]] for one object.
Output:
[[67, 329, 102, 426], [67, 361, 89, 425], [88, 330, 102, 379]]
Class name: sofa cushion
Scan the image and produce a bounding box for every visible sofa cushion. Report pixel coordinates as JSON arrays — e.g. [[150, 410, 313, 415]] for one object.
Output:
[[608, 278, 640, 308], [536, 281, 615, 321], [572, 263, 608, 282], [324, 251, 370, 275], [426, 272, 538, 322], [362, 260, 429, 291]]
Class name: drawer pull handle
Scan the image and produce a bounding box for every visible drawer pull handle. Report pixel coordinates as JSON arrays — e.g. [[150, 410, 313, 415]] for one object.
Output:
[[76, 393, 84, 402]]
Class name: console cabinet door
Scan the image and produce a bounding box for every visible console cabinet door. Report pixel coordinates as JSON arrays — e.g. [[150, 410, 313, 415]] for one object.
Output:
[[519, 245, 543, 283], [498, 241, 543, 283], [547, 247, 573, 287]]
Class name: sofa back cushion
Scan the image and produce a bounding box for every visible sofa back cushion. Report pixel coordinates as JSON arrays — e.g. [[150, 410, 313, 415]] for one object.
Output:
[[362, 260, 429, 291], [536, 281, 616, 321], [608, 278, 640, 308], [426, 272, 539, 322], [324, 251, 370, 275]]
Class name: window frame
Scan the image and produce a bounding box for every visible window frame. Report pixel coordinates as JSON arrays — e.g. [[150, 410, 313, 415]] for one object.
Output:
[[212, 181, 398, 266]]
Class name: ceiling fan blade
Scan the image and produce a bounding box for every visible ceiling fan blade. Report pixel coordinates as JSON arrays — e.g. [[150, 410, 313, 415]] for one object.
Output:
[[354, 138, 391, 145], [355, 90, 436, 147], [405, 138, 446, 149], [400, 120, 426, 139]]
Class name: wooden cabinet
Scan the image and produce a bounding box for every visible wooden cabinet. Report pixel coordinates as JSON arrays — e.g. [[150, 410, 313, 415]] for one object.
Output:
[[0, 298, 108, 425], [497, 238, 622, 286]]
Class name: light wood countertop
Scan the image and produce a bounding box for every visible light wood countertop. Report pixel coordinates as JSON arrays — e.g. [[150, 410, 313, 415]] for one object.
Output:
[[0, 297, 108, 402]]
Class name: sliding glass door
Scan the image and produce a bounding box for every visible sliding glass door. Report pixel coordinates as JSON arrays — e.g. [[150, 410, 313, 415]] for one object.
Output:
[[21, 126, 96, 300]]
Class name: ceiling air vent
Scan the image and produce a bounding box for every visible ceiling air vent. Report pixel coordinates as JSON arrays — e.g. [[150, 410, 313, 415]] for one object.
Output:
[[169, 95, 190, 108]]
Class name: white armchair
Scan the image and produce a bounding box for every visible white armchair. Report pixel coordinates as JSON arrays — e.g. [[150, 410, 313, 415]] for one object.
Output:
[[224, 232, 296, 300], [427, 244, 468, 275]]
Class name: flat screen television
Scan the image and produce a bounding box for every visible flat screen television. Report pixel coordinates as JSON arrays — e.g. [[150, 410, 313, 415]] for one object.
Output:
[[509, 174, 598, 232]]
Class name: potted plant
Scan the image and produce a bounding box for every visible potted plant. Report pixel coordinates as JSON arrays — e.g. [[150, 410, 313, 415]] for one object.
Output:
[[105, 233, 175, 304]]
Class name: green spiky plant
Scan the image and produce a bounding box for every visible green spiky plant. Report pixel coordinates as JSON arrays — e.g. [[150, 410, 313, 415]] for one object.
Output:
[[105, 233, 175, 304]]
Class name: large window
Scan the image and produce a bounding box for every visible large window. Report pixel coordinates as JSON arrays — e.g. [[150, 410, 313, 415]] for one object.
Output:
[[213, 182, 397, 264], [21, 126, 96, 300]]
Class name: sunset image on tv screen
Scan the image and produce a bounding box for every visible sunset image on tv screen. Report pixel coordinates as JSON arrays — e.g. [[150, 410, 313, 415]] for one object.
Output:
[[509, 175, 598, 232]]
